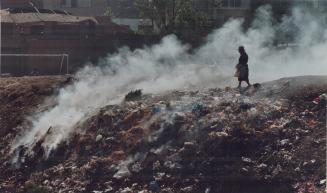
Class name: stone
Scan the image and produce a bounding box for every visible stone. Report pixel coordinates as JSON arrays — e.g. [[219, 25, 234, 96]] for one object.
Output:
[[96, 134, 103, 142], [120, 187, 132, 193], [256, 163, 267, 169], [113, 167, 131, 180], [241, 157, 252, 163], [280, 139, 290, 146], [181, 186, 193, 192], [319, 179, 326, 185]]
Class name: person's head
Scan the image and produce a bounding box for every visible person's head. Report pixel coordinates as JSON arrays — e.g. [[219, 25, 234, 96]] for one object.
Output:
[[238, 46, 245, 54]]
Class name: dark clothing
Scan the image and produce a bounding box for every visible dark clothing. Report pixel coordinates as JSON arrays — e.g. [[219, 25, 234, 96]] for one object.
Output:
[[239, 52, 248, 65], [237, 53, 249, 81]]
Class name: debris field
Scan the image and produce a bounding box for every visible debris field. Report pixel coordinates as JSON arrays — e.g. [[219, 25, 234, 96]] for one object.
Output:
[[0, 75, 326, 193]]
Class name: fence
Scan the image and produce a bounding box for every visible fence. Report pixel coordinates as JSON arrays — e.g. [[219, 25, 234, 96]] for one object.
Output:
[[0, 54, 69, 76]]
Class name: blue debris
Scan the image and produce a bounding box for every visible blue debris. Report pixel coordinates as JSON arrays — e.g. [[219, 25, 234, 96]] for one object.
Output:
[[192, 103, 204, 113], [149, 180, 160, 191], [152, 106, 162, 114]]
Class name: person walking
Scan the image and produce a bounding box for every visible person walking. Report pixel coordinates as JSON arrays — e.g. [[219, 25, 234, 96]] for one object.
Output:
[[235, 46, 251, 88]]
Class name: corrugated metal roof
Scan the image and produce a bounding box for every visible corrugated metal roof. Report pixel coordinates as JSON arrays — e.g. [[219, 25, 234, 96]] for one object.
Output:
[[0, 10, 98, 24]]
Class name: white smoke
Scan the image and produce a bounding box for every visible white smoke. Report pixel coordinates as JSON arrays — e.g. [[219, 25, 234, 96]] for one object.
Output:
[[11, 6, 327, 156]]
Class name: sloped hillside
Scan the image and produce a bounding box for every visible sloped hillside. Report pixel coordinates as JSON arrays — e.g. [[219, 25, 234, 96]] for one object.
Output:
[[0, 76, 326, 193]]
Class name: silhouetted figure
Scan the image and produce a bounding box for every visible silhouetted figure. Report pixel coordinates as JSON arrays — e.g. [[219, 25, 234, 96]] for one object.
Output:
[[235, 46, 251, 88]]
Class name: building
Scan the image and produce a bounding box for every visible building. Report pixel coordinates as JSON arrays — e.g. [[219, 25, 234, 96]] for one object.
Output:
[[42, 0, 108, 16], [0, 8, 133, 76], [215, 0, 251, 26], [194, 0, 326, 27], [250, 0, 327, 12], [192, 0, 251, 27], [1, 0, 43, 9], [107, 0, 141, 31]]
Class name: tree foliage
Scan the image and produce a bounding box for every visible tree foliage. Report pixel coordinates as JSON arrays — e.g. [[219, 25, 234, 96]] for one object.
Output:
[[135, 0, 209, 34], [175, 0, 208, 28], [104, 7, 113, 19]]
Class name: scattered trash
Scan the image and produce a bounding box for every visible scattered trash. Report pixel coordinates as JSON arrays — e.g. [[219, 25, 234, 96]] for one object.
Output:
[[152, 106, 162, 114], [1, 77, 326, 193], [241, 157, 253, 164], [113, 167, 131, 180], [239, 102, 255, 110], [280, 139, 290, 146], [319, 179, 326, 185], [120, 187, 133, 193], [125, 89, 142, 101], [96, 134, 103, 142], [192, 103, 205, 114], [149, 181, 160, 191], [205, 187, 211, 193]]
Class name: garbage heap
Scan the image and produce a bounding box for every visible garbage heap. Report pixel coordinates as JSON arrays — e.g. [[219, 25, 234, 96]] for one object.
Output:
[[0, 83, 326, 193]]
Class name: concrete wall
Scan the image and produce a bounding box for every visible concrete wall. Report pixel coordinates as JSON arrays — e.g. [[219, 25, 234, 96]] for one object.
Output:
[[1, 19, 158, 76], [1, 36, 93, 76]]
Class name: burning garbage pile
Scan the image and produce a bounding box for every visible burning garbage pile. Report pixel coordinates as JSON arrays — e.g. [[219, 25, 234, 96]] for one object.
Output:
[[0, 78, 325, 193]]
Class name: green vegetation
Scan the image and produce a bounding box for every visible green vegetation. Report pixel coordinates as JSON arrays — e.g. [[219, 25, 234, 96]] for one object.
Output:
[[104, 6, 113, 19], [135, 0, 210, 34]]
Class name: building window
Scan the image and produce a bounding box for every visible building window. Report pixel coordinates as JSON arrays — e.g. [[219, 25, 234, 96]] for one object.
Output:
[[235, 0, 241, 7], [222, 0, 229, 7], [78, 0, 91, 7], [71, 0, 78, 8], [60, 0, 67, 7], [222, 0, 242, 8], [61, 0, 71, 7], [60, 0, 91, 8]]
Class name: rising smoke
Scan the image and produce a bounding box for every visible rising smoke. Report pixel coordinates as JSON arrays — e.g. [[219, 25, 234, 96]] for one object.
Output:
[[11, 6, 327, 157]]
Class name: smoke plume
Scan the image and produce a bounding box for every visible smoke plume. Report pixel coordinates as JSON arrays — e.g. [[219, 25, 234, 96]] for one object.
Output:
[[11, 6, 327, 156]]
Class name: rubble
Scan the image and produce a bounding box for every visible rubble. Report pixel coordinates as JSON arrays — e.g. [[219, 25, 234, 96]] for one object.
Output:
[[124, 89, 143, 101], [0, 76, 326, 193]]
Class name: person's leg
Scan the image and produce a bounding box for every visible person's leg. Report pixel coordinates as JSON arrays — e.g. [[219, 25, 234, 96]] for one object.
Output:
[[238, 81, 242, 88], [246, 78, 251, 86]]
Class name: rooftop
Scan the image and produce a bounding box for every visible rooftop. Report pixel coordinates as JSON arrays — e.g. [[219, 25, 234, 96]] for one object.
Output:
[[0, 8, 97, 24]]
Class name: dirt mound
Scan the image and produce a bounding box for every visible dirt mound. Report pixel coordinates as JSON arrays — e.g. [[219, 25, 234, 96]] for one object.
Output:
[[0, 76, 73, 137], [0, 76, 326, 193]]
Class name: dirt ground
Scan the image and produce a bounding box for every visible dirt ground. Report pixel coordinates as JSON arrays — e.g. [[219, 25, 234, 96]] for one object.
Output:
[[0, 76, 71, 137]]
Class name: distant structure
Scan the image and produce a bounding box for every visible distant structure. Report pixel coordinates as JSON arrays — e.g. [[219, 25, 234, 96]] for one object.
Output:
[[194, 0, 251, 27], [250, 0, 327, 15], [42, 0, 107, 16], [42, 0, 143, 31], [107, 0, 140, 31], [1, 0, 43, 9], [194, 0, 326, 27], [0, 8, 133, 76]]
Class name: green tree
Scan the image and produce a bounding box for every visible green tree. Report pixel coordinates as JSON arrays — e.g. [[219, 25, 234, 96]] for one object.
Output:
[[104, 7, 113, 19], [135, 0, 209, 34], [135, 0, 171, 33], [175, 0, 209, 29]]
